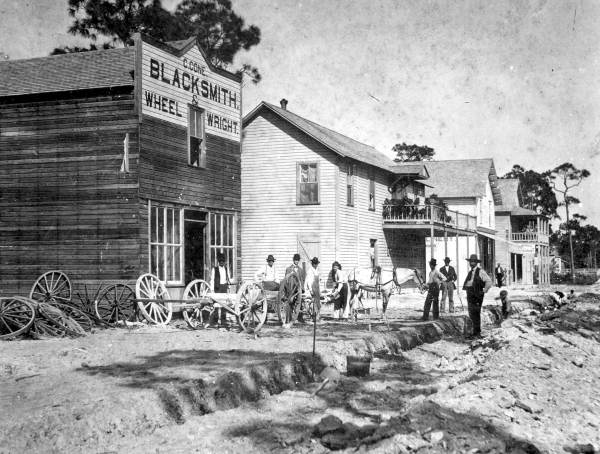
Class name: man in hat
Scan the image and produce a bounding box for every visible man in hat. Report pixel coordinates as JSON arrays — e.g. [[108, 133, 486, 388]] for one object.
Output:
[[254, 254, 280, 291], [439, 257, 457, 313], [304, 257, 321, 321], [495, 262, 505, 288], [210, 253, 231, 293], [285, 253, 305, 286], [463, 254, 492, 338], [421, 258, 446, 321]]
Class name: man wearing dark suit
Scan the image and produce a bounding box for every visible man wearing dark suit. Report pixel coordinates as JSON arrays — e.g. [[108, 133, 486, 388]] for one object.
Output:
[[285, 253, 305, 287], [439, 257, 457, 313]]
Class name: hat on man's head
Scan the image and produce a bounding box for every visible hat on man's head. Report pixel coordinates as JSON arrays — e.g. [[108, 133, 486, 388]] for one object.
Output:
[[444, 257, 451, 263], [266, 254, 276, 262], [466, 254, 481, 262], [429, 258, 437, 266], [311, 257, 320, 265], [293, 253, 301, 261]]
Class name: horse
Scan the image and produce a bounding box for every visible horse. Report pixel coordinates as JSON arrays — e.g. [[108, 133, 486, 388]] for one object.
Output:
[[346, 266, 425, 320]]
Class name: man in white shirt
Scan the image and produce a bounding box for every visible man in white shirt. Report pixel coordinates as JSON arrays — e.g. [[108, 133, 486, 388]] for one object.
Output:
[[210, 253, 231, 293], [462, 254, 493, 339], [254, 254, 280, 291], [304, 257, 321, 321], [421, 258, 446, 321]]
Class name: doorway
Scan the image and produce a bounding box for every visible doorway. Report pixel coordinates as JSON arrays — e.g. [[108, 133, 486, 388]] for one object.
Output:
[[184, 210, 207, 284]]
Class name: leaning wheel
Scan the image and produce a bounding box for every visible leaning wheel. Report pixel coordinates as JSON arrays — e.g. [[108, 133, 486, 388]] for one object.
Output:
[[37, 302, 86, 337], [135, 273, 172, 325], [301, 295, 316, 323], [277, 273, 302, 326], [95, 284, 136, 324], [236, 281, 268, 333], [29, 270, 72, 304], [51, 302, 94, 332], [0, 297, 36, 340], [182, 279, 213, 330]]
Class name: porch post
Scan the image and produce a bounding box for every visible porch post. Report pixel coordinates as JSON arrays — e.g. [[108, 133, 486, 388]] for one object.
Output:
[[444, 228, 448, 258], [430, 217, 435, 262]]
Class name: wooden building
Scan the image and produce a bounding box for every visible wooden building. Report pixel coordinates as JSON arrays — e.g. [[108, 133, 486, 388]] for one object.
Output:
[[0, 35, 241, 297], [494, 179, 551, 286], [241, 101, 480, 284]]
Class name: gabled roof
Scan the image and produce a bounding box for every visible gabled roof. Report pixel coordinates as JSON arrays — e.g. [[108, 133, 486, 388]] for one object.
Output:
[[243, 102, 397, 172], [389, 162, 430, 178], [0, 47, 135, 98], [423, 159, 502, 204], [495, 178, 538, 216]]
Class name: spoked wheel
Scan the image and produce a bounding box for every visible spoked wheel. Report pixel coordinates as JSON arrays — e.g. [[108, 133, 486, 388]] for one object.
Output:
[[236, 281, 268, 333], [34, 301, 86, 337], [0, 297, 36, 340], [277, 273, 302, 326], [300, 295, 316, 323], [95, 284, 136, 324], [29, 270, 72, 304], [182, 279, 213, 330], [135, 273, 172, 325], [52, 303, 94, 332]]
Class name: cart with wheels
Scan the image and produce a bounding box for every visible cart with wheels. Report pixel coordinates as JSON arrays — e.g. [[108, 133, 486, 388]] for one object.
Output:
[[134, 273, 269, 334]]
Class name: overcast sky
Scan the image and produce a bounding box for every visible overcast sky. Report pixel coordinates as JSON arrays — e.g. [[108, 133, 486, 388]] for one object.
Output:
[[1, 0, 598, 226]]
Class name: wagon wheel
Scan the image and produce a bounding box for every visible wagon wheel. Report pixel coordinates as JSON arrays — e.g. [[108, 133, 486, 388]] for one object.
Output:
[[277, 273, 302, 326], [182, 279, 213, 330], [95, 284, 136, 324], [29, 270, 72, 304], [0, 297, 36, 340], [236, 281, 268, 333], [135, 273, 172, 325], [33, 302, 86, 337], [52, 302, 94, 332]]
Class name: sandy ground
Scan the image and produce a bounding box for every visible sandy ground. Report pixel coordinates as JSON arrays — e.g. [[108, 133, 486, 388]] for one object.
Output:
[[1, 285, 599, 453]]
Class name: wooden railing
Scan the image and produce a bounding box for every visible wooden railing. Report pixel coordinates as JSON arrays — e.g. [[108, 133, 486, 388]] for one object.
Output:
[[382, 204, 477, 231], [511, 232, 549, 243]]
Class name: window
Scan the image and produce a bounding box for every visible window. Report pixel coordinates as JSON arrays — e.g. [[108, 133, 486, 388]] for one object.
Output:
[[369, 178, 375, 211], [415, 183, 425, 197], [346, 163, 354, 206], [188, 105, 206, 168], [210, 213, 235, 275], [150, 204, 183, 284], [488, 200, 493, 226], [297, 162, 319, 204]]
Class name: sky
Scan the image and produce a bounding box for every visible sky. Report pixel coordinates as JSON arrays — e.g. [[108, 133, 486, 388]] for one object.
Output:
[[1, 0, 599, 226]]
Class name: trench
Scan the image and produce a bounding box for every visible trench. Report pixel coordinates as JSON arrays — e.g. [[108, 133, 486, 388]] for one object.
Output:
[[153, 309, 511, 424]]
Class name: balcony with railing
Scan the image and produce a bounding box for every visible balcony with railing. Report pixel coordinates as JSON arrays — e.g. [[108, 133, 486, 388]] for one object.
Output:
[[382, 203, 477, 233], [511, 232, 549, 243]]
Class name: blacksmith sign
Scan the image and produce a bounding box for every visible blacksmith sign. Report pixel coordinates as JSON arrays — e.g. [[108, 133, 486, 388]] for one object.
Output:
[[137, 35, 241, 142]]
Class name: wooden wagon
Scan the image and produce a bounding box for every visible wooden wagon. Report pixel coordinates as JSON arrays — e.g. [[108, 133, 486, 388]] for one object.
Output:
[[134, 273, 268, 333]]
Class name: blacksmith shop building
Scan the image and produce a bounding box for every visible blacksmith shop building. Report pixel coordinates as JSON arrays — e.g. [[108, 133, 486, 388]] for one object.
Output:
[[0, 35, 242, 297]]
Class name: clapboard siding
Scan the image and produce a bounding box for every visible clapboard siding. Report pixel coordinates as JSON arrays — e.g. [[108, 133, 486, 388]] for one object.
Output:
[[0, 92, 141, 296], [337, 163, 394, 269], [241, 111, 338, 280]]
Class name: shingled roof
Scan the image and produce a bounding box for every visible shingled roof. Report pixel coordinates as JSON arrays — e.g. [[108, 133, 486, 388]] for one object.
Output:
[[423, 159, 502, 204], [243, 102, 396, 172], [0, 47, 135, 98], [495, 178, 538, 216]]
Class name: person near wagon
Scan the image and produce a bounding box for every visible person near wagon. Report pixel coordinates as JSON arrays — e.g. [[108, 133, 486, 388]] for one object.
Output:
[[304, 257, 321, 321], [285, 253, 305, 286], [209, 253, 231, 326], [421, 258, 446, 321], [254, 254, 280, 291], [330, 261, 350, 320], [463, 254, 493, 339], [439, 257, 457, 313]]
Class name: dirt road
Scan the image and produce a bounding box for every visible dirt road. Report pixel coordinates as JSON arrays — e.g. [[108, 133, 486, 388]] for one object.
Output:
[[1, 289, 599, 453]]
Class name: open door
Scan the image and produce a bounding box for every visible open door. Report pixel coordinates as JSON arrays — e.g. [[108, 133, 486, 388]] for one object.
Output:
[[184, 210, 207, 284]]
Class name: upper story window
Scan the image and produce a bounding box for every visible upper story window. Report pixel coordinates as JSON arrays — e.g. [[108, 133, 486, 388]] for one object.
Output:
[[346, 163, 355, 206], [188, 105, 206, 168], [488, 200, 493, 226], [297, 162, 319, 205], [369, 178, 375, 211]]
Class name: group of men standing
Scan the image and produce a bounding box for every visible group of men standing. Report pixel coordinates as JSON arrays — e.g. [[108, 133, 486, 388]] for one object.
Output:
[[422, 254, 492, 339]]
